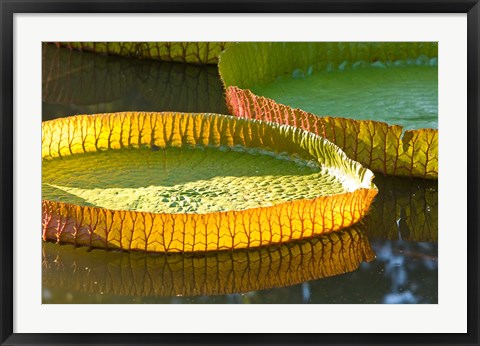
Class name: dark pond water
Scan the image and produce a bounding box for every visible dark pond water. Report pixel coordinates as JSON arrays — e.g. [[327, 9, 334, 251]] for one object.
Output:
[[41, 44, 438, 304]]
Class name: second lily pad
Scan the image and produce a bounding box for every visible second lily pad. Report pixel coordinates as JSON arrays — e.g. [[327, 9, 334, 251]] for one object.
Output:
[[219, 42, 439, 178]]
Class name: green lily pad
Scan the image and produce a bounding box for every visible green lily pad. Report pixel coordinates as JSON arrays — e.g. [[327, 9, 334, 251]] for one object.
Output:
[[218, 42, 438, 178]]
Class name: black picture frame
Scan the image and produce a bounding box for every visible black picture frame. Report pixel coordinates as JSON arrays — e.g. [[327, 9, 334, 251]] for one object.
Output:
[[1, 1, 479, 345]]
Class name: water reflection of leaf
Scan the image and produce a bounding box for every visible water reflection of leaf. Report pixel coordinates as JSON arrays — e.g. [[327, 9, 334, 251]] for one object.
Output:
[[365, 176, 437, 243], [42, 44, 228, 121], [53, 42, 232, 64], [42, 224, 374, 298]]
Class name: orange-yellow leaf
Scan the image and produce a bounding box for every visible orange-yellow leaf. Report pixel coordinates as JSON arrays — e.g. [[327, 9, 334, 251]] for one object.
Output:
[[42, 112, 378, 252]]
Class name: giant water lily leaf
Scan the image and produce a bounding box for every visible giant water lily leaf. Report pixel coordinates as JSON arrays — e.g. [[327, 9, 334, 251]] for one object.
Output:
[[55, 42, 232, 65], [42, 44, 227, 120], [42, 112, 377, 252], [42, 224, 374, 298], [218, 42, 438, 179], [225, 88, 438, 179]]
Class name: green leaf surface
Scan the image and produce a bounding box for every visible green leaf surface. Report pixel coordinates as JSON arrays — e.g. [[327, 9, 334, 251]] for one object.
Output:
[[43, 147, 348, 214], [251, 64, 437, 130]]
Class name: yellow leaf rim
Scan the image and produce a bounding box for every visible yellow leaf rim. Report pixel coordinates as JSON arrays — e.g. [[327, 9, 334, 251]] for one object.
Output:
[[42, 112, 378, 253]]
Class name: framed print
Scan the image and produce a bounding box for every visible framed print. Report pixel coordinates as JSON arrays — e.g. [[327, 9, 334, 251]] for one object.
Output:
[[1, 1, 479, 345]]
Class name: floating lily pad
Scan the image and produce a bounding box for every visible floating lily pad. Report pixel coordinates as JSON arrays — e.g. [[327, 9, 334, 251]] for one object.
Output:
[[42, 112, 377, 252], [219, 42, 438, 178], [42, 224, 375, 298]]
